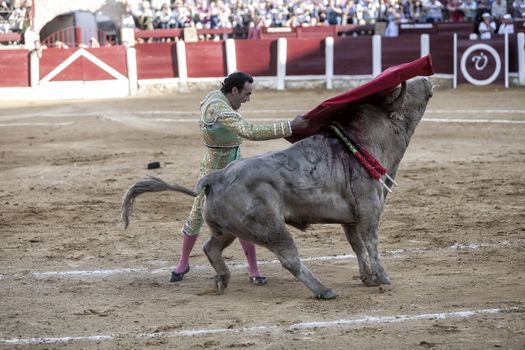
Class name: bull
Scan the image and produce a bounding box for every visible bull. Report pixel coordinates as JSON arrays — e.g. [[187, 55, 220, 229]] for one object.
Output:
[[122, 77, 433, 300]]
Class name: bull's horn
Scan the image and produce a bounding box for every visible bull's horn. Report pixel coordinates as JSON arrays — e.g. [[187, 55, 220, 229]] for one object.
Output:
[[383, 81, 407, 112]]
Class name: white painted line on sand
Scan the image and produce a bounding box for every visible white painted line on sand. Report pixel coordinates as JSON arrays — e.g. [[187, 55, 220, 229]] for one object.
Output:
[[115, 117, 525, 125], [11, 239, 519, 280], [287, 308, 513, 330], [426, 109, 525, 114], [1, 108, 524, 121], [2, 117, 524, 127], [29, 254, 357, 279], [423, 118, 525, 124], [131, 109, 525, 115], [0, 122, 75, 127], [0, 307, 520, 345]]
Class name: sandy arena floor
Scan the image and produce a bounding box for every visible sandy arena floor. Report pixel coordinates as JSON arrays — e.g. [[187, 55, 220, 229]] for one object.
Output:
[[0, 85, 524, 349]]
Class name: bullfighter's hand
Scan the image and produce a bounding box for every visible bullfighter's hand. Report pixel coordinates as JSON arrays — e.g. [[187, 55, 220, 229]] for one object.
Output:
[[290, 115, 309, 133]]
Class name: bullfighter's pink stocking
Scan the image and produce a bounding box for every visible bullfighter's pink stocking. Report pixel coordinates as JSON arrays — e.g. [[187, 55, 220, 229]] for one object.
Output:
[[238, 239, 262, 277], [174, 231, 198, 273]]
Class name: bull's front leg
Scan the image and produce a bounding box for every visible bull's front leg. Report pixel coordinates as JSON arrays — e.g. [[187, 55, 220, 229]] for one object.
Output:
[[342, 223, 374, 284], [268, 233, 337, 300], [356, 208, 391, 286], [202, 231, 236, 294]]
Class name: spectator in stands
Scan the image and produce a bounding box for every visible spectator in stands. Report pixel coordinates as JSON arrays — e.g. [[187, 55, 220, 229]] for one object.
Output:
[[293, 6, 311, 26], [0, 20, 9, 34], [285, 13, 300, 27], [113, 0, 525, 43], [351, 0, 365, 24], [478, 12, 496, 39], [461, 0, 477, 21], [0, 0, 10, 15], [216, 0, 232, 28], [0, 0, 10, 34], [363, 0, 380, 24], [89, 37, 100, 48], [7, 0, 27, 32], [150, 0, 165, 11], [175, 2, 193, 28], [474, 0, 491, 22], [195, 0, 211, 30], [424, 0, 444, 22], [512, 0, 525, 18], [410, 0, 425, 22], [344, 0, 358, 24], [155, 3, 174, 29], [491, 0, 508, 20], [384, 11, 401, 37], [208, 0, 221, 29], [122, 6, 136, 29], [447, 0, 465, 21], [136, 1, 154, 30], [323, 0, 344, 25], [497, 13, 515, 33], [277, 5, 291, 27], [247, 16, 264, 39]]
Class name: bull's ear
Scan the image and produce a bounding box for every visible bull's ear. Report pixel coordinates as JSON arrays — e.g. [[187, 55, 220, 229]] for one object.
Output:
[[382, 82, 407, 113]]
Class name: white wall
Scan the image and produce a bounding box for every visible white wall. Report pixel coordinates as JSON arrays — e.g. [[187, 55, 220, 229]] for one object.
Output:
[[33, 0, 127, 33]]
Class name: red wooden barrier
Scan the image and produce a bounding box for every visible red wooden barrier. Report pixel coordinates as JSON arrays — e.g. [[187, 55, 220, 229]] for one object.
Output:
[[508, 35, 518, 71], [39, 46, 126, 81], [429, 34, 455, 74], [382, 36, 421, 70], [135, 43, 178, 79], [457, 37, 506, 85], [0, 32, 22, 44], [135, 27, 248, 41], [286, 38, 325, 76], [235, 39, 277, 76], [0, 49, 29, 87], [185, 41, 226, 78], [333, 36, 373, 75]]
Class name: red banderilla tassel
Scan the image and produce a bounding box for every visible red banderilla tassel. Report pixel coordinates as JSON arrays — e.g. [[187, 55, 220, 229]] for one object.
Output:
[[355, 144, 398, 187], [329, 125, 395, 193]]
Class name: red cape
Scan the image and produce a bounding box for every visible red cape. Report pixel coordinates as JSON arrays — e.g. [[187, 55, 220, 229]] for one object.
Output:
[[286, 55, 434, 143]]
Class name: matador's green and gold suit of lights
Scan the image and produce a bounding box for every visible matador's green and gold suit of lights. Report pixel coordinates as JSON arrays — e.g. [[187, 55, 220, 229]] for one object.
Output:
[[182, 90, 293, 236]]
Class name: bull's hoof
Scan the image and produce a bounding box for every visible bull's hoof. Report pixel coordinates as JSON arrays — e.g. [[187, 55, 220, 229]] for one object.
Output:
[[377, 274, 391, 285], [361, 275, 380, 287], [362, 273, 391, 286], [214, 275, 229, 294], [316, 289, 338, 300]]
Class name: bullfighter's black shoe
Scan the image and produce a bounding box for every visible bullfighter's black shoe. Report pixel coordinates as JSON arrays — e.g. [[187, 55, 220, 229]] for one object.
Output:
[[249, 276, 267, 286], [170, 266, 190, 282]]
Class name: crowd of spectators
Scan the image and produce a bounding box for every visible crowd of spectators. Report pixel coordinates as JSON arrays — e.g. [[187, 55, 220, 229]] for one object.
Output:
[[1, 0, 523, 40], [125, 0, 525, 33], [0, 0, 31, 35]]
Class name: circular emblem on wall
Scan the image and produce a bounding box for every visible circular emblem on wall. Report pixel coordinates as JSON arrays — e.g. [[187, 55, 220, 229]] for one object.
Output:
[[460, 44, 501, 86]]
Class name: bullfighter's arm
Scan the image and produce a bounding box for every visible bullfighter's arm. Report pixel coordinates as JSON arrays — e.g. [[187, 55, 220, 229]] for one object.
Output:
[[215, 105, 292, 140]]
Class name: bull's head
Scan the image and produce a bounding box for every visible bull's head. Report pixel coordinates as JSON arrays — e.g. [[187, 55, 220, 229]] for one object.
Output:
[[381, 77, 433, 139], [382, 81, 407, 113]]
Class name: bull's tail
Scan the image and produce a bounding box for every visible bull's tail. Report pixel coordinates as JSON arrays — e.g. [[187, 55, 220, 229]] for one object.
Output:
[[194, 170, 222, 194], [121, 176, 197, 229]]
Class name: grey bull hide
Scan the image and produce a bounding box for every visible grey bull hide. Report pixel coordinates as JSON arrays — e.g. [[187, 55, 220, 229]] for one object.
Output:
[[122, 77, 433, 300]]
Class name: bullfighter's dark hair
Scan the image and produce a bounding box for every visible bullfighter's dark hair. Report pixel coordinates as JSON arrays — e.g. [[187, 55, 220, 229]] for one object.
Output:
[[221, 72, 254, 94]]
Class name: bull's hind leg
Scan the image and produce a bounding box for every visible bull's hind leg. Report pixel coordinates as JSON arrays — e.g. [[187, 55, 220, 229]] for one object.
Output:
[[342, 223, 374, 285], [263, 230, 337, 300], [202, 230, 236, 294]]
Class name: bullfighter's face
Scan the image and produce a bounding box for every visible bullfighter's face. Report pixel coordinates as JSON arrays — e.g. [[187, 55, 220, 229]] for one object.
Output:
[[229, 82, 252, 110]]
